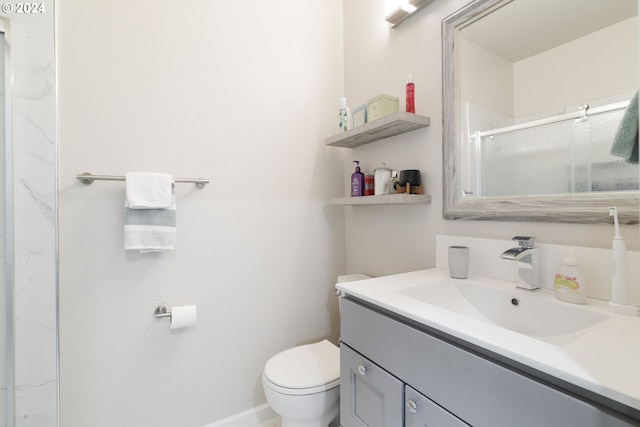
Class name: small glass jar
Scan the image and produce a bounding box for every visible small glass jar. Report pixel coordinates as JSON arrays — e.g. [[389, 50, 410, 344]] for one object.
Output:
[[374, 163, 392, 195]]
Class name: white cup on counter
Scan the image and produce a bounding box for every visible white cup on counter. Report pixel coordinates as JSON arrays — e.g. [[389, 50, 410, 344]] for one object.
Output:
[[448, 246, 469, 279]]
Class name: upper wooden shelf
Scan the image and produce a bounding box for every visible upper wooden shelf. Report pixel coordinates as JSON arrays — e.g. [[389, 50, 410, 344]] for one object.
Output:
[[325, 112, 430, 148], [327, 194, 431, 206]]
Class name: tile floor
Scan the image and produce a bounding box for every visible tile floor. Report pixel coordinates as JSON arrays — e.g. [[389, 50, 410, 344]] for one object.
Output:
[[260, 415, 340, 427], [259, 416, 281, 427]]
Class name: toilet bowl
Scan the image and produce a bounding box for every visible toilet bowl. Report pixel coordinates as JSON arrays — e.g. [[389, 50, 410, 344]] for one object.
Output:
[[263, 340, 340, 427], [263, 275, 371, 427]]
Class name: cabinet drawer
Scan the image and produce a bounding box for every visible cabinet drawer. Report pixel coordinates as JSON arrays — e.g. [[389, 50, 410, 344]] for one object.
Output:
[[405, 385, 470, 427], [340, 343, 403, 427]]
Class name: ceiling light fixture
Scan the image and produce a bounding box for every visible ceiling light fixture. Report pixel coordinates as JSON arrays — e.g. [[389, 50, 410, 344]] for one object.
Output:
[[386, 0, 436, 28], [408, 0, 435, 8], [385, 4, 415, 27]]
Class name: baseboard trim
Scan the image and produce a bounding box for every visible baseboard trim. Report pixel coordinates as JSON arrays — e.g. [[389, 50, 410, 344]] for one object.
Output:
[[203, 403, 278, 427]]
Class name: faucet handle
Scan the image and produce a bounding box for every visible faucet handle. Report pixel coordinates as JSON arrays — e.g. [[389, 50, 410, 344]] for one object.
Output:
[[512, 236, 535, 248]]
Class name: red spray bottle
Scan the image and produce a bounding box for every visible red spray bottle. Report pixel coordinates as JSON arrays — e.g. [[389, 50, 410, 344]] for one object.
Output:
[[405, 73, 415, 114]]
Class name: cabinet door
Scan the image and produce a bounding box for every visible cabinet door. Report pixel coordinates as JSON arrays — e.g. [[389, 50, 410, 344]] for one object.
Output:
[[405, 386, 470, 427], [340, 344, 403, 427]]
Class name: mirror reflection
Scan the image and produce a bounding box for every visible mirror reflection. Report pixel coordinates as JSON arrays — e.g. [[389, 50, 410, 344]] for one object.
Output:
[[443, 0, 639, 222]]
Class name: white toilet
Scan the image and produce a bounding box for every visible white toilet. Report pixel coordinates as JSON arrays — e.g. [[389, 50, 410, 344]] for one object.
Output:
[[262, 275, 370, 427], [263, 339, 340, 427]]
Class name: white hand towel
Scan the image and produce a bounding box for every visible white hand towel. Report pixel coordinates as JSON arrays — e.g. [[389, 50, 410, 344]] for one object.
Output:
[[124, 172, 176, 253], [125, 172, 173, 209]]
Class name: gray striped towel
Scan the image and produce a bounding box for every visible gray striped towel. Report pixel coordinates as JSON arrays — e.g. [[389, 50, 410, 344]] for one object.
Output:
[[124, 194, 176, 252]]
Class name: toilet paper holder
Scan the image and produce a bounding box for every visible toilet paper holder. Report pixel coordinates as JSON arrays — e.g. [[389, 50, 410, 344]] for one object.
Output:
[[154, 305, 172, 319], [154, 304, 197, 330]]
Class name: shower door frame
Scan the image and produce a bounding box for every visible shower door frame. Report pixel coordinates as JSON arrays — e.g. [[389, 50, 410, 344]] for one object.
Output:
[[0, 16, 13, 427]]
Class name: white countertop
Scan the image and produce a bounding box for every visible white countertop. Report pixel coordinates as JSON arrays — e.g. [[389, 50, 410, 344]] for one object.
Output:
[[336, 268, 640, 411]]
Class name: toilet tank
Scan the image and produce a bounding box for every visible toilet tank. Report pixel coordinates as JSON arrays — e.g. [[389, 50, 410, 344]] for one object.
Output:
[[337, 274, 371, 284], [336, 274, 370, 313]]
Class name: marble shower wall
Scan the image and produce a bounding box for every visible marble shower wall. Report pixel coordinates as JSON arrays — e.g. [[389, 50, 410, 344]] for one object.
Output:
[[2, 2, 57, 426]]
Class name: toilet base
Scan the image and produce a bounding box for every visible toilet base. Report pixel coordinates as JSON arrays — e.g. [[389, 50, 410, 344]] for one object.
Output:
[[263, 376, 339, 427]]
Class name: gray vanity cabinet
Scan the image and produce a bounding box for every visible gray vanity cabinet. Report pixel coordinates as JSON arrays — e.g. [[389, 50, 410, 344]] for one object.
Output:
[[405, 386, 470, 427], [340, 343, 403, 427], [339, 297, 638, 427]]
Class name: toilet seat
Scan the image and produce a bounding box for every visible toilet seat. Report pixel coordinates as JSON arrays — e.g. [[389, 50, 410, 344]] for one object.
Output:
[[263, 339, 340, 396]]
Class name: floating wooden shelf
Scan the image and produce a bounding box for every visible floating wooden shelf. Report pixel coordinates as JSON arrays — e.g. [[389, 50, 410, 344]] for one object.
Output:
[[327, 194, 431, 206], [325, 112, 430, 148]]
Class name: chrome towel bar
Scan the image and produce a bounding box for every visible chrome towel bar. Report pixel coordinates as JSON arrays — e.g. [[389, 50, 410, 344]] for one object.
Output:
[[76, 172, 209, 188]]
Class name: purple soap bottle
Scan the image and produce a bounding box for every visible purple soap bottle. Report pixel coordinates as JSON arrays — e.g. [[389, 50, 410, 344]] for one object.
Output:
[[351, 161, 365, 197]]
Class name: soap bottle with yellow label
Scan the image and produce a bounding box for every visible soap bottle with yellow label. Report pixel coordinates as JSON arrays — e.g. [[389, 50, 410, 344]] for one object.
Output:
[[554, 249, 587, 304]]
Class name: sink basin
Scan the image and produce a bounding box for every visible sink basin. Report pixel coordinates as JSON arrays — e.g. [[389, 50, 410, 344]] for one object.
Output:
[[400, 278, 610, 341]]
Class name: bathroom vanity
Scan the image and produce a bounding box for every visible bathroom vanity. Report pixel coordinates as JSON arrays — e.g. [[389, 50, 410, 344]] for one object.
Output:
[[338, 269, 640, 427]]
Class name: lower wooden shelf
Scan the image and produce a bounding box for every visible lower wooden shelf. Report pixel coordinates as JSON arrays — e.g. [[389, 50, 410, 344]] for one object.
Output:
[[327, 194, 431, 206]]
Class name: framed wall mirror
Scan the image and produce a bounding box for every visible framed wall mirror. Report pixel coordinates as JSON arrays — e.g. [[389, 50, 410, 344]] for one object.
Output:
[[443, 0, 639, 223]]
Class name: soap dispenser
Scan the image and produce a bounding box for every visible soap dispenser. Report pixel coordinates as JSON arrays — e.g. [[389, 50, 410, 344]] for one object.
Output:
[[608, 206, 637, 316], [554, 249, 586, 304], [351, 161, 364, 197]]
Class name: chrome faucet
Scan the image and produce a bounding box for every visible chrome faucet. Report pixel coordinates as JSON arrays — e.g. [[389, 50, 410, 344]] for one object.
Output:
[[500, 236, 540, 291]]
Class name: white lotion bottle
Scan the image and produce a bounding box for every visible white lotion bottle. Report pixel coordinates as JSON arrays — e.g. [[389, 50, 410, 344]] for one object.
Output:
[[554, 249, 586, 304], [608, 206, 637, 316], [339, 97, 349, 132]]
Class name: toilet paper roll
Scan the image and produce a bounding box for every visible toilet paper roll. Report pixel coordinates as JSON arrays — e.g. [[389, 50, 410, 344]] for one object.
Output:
[[170, 305, 197, 330]]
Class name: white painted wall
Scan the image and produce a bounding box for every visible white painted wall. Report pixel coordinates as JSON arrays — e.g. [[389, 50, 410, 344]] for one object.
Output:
[[57, 1, 345, 426], [458, 16, 638, 118], [460, 37, 514, 117], [342, 0, 639, 280], [514, 16, 638, 116]]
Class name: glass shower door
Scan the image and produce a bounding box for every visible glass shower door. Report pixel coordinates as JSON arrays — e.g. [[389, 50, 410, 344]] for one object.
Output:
[[3, 3, 57, 425]]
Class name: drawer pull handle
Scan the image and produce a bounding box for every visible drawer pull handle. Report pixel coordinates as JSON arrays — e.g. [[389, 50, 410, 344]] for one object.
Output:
[[357, 365, 367, 376], [406, 399, 418, 414]]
